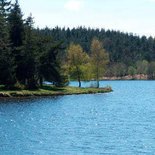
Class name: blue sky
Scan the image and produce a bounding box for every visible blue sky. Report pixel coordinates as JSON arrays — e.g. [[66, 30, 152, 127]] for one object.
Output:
[[19, 0, 155, 37]]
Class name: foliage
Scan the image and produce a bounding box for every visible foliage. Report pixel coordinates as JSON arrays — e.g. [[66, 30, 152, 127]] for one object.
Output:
[[0, 0, 16, 88], [40, 27, 155, 79], [8, 0, 25, 84], [40, 27, 155, 65], [0, 0, 67, 89], [2, 0, 155, 91], [67, 43, 89, 87], [128, 66, 137, 76], [136, 60, 148, 75], [90, 38, 109, 87], [147, 61, 155, 79]]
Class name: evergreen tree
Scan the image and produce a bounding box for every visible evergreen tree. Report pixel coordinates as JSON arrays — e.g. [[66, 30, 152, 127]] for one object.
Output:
[[8, 0, 25, 83], [0, 0, 10, 15], [23, 14, 37, 89], [39, 41, 66, 87], [0, 0, 16, 88]]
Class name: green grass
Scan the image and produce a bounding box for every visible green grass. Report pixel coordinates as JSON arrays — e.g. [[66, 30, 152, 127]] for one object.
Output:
[[0, 85, 112, 97]]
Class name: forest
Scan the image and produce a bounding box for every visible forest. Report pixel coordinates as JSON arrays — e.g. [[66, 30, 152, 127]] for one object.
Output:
[[0, 0, 69, 89], [41, 27, 155, 79], [1, 0, 155, 90]]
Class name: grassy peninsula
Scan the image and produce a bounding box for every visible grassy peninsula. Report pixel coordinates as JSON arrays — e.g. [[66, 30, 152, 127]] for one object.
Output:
[[0, 85, 112, 98]]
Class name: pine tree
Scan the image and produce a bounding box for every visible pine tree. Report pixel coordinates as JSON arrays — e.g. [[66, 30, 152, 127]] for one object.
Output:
[[39, 41, 66, 87], [8, 0, 25, 83], [23, 14, 37, 89], [0, 0, 10, 15], [0, 0, 16, 89]]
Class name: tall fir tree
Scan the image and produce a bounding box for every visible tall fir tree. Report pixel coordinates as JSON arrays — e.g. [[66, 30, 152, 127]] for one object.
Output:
[[8, 0, 25, 83], [0, 0, 16, 88], [38, 41, 66, 87], [23, 14, 37, 89]]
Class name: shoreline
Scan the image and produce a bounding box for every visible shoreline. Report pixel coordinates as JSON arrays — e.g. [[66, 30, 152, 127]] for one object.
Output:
[[0, 86, 112, 98], [102, 74, 148, 80]]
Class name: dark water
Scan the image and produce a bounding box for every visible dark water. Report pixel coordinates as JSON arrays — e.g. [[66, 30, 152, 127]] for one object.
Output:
[[0, 81, 155, 155]]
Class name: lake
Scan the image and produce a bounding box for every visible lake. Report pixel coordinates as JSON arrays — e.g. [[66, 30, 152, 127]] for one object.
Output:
[[0, 81, 155, 154]]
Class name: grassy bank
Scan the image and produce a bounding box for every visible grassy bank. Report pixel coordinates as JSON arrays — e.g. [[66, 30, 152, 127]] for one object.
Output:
[[0, 85, 112, 98]]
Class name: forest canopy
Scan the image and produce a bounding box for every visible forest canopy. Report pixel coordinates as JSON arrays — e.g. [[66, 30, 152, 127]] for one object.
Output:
[[1, 0, 155, 90]]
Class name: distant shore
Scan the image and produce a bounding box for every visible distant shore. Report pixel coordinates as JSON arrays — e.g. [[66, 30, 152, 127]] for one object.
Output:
[[102, 74, 148, 80], [0, 86, 112, 98]]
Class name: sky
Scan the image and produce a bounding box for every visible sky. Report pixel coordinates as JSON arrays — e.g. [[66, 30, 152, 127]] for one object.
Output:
[[19, 0, 155, 37]]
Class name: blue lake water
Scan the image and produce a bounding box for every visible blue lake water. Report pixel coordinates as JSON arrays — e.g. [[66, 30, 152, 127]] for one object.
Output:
[[0, 81, 155, 154]]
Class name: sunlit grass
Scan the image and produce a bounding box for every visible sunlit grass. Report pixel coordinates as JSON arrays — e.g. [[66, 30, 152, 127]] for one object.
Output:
[[0, 85, 112, 97]]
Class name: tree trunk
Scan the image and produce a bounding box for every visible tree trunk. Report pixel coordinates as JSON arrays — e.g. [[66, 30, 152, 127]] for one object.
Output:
[[78, 80, 81, 87], [96, 68, 99, 88], [78, 74, 81, 87], [27, 77, 37, 90], [39, 77, 43, 87], [97, 80, 99, 88], [77, 67, 81, 87]]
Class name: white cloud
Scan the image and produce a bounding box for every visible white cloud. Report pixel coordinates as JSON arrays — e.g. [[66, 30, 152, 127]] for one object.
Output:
[[64, 0, 84, 11]]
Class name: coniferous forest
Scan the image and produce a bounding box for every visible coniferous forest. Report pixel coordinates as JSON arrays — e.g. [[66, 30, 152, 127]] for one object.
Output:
[[1, 0, 155, 90], [43, 27, 155, 79], [0, 0, 67, 89]]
